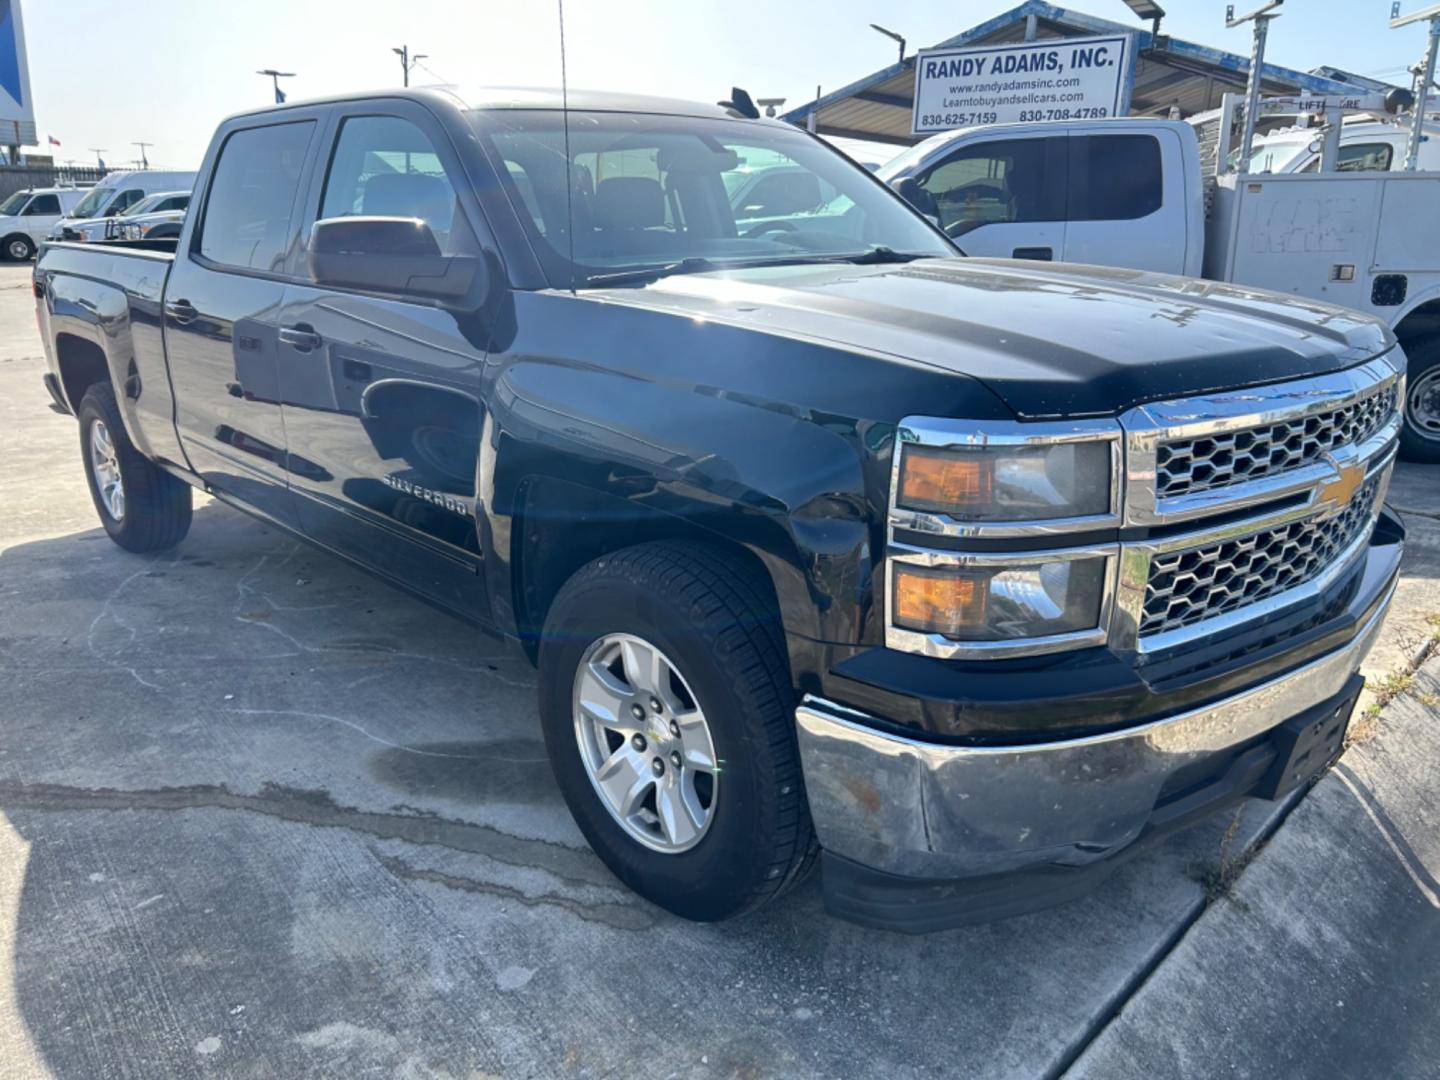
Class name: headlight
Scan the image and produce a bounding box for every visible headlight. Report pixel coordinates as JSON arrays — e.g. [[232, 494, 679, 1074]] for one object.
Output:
[[897, 442, 1112, 521], [892, 555, 1107, 642]]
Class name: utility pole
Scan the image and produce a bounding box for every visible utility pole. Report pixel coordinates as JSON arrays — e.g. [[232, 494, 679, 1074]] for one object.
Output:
[[132, 141, 152, 169], [257, 68, 296, 104], [1226, 1, 1284, 173], [88, 147, 107, 170], [1391, 2, 1440, 170], [393, 45, 427, 87]]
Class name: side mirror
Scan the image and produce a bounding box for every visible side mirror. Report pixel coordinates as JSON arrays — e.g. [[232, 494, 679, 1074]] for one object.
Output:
[[308, 216, 483, 301]]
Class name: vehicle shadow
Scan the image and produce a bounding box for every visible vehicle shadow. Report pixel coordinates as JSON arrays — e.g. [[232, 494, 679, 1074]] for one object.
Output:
[[0, 499, 1356, 1078]]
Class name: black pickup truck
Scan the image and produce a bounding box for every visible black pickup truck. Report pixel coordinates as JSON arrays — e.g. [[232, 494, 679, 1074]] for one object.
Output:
[[35, 88, 1405, 932]]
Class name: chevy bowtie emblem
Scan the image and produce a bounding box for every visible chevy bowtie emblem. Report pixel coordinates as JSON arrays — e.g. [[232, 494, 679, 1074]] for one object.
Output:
[[1317, 455, 1365, 510]]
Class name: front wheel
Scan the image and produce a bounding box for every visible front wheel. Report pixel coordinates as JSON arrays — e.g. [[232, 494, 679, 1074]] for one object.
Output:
[[78, 382, 193, 552], [1401, 338, 1440, 463], [538, 542, 817, 921], [4, 233, 34, 261]]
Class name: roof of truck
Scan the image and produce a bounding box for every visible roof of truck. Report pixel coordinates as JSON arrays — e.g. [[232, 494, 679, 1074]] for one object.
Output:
[[225, 86, 765, 125]]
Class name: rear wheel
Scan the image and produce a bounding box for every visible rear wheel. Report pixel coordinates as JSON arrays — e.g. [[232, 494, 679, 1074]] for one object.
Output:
[[4, 233, 33, 261], [538, 542, 817, 921], [1401, 337, 1440, 464], [78, 382, 193, 552]]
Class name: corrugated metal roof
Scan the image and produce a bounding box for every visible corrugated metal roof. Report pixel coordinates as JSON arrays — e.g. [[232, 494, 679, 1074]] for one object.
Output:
[[783, 0, 1395, 145]]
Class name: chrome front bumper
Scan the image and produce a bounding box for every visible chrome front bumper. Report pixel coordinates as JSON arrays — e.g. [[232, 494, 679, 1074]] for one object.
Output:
[[796, 576, 1395, 881]]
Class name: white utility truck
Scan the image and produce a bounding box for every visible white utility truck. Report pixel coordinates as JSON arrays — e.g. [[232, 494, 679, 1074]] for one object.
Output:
[[879, 101, 1440, 462]]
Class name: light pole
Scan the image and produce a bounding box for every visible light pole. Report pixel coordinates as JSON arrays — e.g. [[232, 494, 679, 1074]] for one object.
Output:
[[393, 45, 427, 87], [869, 23, 906, 64], [257, 68, 296, 104], [132, 141, 152, 169], [88, 147, 107, 170]]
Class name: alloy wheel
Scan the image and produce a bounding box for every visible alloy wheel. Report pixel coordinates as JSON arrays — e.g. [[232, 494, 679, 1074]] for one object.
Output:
[[572, 632, 719, 853]]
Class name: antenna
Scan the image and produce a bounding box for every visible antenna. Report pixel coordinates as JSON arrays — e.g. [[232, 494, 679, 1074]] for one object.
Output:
[[1391, 3, 1440, 169], [558, 0, 575, 295], [1225, 1, 1284, 173]]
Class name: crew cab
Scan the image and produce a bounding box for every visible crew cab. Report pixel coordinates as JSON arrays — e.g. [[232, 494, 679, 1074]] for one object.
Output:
[[35, 88, 1405, 932], [880, 116, 1440, 462]]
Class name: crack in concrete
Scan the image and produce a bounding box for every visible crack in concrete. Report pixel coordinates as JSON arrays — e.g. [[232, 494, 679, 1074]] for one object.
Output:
[[0, 780, 623, 895], [371, 850, 655, 931]]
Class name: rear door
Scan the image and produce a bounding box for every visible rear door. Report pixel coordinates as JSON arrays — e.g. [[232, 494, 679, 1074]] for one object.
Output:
[[1061, 129, 1186, 273], [164, 113, 324, 527], [275, 102, 492, 621], [912, 134, 1067, 261]]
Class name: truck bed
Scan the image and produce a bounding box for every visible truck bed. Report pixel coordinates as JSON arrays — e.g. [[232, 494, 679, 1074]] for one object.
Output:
[[37, 240, 185, 469]]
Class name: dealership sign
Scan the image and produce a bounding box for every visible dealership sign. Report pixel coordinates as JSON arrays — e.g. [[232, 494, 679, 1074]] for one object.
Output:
[[912, 34, 1133, 136]]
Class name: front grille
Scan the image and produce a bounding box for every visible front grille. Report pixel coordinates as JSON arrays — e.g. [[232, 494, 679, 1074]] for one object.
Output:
[[1140, 477, 1380, 637], [1155, 385, 1397, 499]]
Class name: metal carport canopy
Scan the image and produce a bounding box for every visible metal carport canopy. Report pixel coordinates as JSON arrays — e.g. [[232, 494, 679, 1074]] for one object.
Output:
[[783, 0, 1379, 147]]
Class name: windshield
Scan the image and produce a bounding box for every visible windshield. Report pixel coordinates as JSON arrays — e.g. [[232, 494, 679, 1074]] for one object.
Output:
[[473, 110, 954, 287], [1227, 135, 1312, 174], [0, 191, 29, 216], [121, 193, 163, 217], [69, 185, 114, 218]]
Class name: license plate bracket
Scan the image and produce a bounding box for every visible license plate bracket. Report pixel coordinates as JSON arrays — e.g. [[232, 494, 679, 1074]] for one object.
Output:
[[1254, 675, 1364, 801]]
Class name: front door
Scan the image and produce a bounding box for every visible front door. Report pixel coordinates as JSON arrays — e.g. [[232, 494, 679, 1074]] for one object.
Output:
[[164, 118, 319, 528], [276, 107, 491, 622], [914, 134, 1067, 261]]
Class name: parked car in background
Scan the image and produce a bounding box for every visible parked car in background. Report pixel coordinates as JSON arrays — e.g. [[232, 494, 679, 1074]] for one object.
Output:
[[881, 116, 1440, 462], [49, 170, 197, 242], [33, 87, 1405, 932], [1228, 115, 1440, 174], [0, 186, 87, 259], [112, 190, 191, 240]]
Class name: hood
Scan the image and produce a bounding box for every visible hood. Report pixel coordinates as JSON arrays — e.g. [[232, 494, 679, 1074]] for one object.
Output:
[[588, 258, 1394, 419]]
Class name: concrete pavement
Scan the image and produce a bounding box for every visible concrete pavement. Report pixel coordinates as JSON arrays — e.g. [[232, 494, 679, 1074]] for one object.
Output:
[[0, 262, 1437, 1078]]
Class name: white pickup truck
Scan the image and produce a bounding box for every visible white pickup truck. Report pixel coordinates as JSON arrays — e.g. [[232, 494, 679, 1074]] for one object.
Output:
[[879, 117, 1440, 461]]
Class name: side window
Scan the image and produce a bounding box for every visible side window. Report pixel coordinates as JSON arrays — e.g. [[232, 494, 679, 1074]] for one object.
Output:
[[1337, 143, 1393, 173], [25, 194, 60, 215], [319, 115, 469, 254], [1069, 134, 1163, 221], [735, 171, 822, 218], [199, 121, 314, 272], [919, 137, 1063, 236], [108, 189, 145, 216]]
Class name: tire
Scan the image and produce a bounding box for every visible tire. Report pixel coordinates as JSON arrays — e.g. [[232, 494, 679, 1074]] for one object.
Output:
[[538, 541, 818, 921], [1401, 337, 1440, 463], [78, 382, 193, 552], [3, 233, 33, 261]]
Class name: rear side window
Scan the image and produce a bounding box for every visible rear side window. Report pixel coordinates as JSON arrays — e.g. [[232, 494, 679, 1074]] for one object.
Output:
[[1069, 134, 1163, 220], [919, 137, 1065, 236], [1337, 142, 1393, 172], [200, 121, 314, 272], [319, 115, 468, 254], [25, 194, 60, 215]]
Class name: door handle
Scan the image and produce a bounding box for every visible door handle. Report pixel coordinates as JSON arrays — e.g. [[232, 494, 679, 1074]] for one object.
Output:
[[1012, 246, 1054, 261], [279, 323, 323, 352], [164, 298, 198, 324]]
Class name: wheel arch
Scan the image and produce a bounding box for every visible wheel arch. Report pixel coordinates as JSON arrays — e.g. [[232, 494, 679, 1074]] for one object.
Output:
[[55, 331, 111, 415]]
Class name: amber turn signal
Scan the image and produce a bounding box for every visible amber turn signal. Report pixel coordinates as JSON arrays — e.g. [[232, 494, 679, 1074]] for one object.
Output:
[[898, 447, 994, 512], [892, 565, 988, 637]]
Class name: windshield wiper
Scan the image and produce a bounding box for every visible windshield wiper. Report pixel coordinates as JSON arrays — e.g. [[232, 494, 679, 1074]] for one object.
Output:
[[839, 246, 931, 265], [581, 257, 719, 288]]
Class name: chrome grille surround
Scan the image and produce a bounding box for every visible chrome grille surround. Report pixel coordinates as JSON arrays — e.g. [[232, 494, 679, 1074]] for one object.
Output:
[[887, 351, 1405, 659], [1155, 384, 1397, 499], [1140, 475, 1382, 637]]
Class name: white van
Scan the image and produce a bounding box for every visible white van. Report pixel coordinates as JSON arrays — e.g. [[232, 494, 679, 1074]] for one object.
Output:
[[0, 187, 87, 260], [50, 170, 197, 242]]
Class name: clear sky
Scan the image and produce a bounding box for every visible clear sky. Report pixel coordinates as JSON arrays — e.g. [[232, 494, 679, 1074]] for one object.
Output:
[[22, 0, 1439, 170]]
